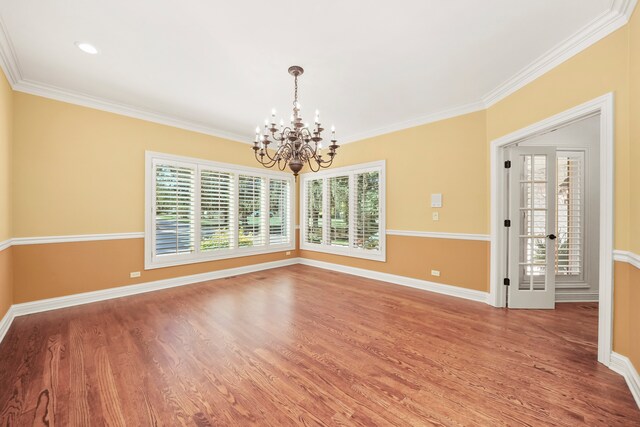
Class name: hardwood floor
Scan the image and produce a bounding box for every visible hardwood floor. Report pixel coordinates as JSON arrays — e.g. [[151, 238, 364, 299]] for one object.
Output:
[[0, 265, 638, 426]]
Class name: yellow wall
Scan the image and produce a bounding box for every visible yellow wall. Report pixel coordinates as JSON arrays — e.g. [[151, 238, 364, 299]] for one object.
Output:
[[0, 69, 12, 320], [12, 92, 296, 237], [9, 92, 298, 301], [623, 5, 640, 372], [299, 111, 490, 290], [326, 111, 488, 233], [300, 236, 489, 292], [487, 28, 630, 250], [630, 7, 640, 255], [12, 239, 296, 303], [614, 262, 640, 369]]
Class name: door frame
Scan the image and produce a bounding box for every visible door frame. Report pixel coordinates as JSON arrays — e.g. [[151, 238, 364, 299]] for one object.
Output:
[[489, 93, 614, 366]]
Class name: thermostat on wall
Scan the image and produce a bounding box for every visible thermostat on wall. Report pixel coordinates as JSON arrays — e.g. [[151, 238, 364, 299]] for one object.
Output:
[[431, 193, 442, 208]]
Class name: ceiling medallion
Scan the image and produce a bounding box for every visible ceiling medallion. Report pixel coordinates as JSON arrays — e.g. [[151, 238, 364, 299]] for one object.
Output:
[[253, 66, 339, 177]]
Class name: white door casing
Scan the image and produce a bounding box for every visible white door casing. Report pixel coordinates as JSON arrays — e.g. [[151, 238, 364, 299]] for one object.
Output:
[[489, 93, 614, 365]]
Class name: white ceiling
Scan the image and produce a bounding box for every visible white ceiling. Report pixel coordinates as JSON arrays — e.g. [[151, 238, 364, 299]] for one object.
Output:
[[0, 0, 633, 143]]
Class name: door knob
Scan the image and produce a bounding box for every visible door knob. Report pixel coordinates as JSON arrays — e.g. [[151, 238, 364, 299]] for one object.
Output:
[[547, 234, 557, 240]]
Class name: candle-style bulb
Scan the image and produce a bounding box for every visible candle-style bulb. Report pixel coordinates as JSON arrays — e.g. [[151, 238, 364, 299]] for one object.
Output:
[[271, 108, 276, 116], [255, 126, 260, 134], [331, 125, 335, 133]]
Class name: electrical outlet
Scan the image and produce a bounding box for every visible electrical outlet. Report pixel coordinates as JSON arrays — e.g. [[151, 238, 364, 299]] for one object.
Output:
[[286, 251, 291, 256], [431, 270, 441, 277], [130, 271, 141, 278], [432, 212, 439, 221]]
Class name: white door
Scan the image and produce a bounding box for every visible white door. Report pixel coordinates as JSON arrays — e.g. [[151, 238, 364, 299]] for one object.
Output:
[[507, 146, 557, 309]]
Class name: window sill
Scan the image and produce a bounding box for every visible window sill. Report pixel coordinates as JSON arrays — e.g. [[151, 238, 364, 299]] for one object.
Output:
[[299, 243, 386, 262], [145, 243, 296, 270]]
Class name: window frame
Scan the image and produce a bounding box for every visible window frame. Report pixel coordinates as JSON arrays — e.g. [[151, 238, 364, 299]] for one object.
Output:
[[555, 149, 587, 285], [145, 151, 295, 270], [300, 160, 386, 262]]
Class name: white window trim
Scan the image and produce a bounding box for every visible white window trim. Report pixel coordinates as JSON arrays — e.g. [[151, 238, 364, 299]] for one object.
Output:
[[555, 149, 587, 285], [145, 151, 295, 270], [300, 160, 386, 262]]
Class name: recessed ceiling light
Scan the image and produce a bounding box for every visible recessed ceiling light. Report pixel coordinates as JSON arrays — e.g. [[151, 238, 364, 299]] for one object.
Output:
[[75, 42, 98, 55]]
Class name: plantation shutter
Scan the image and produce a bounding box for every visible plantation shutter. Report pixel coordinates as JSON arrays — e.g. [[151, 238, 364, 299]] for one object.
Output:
[[154, 162, 196, 256], [353, 171, 380, 251], [328, 176, 350, 247], [269, 179, 290, 245], [305, 179, 324, 244], [200, 170, 234, 251], [238, 175, 266, 247], [556, 152, 584, 277]]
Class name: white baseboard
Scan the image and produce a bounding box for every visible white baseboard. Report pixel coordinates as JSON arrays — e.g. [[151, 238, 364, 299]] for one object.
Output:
[[610, 352, 640, 409], [555, 291, 599, 303], [297, 258, 489, 303], [10, 258, 298, 317], [0, 305, 14, 344]]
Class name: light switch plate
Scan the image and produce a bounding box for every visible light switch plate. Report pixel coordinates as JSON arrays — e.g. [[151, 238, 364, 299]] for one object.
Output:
[[431, 193, 442, 208], [432, 212, 439, 221]]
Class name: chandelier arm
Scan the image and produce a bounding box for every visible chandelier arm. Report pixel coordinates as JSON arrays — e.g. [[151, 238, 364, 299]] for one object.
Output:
[[318, 156, 335, 169], [260, 142, 282, 163], [255, 149, 279, 168], [300, 143, 315, 158], [306, 157, 321, 173]]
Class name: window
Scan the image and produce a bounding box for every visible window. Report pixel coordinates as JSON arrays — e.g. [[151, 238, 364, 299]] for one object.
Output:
[[305, 179, 323, 244], [269, 179, 291, 245], [329, 176, 350, 247], [201, 170, 234, 251], [238, 175, 266, 247], [146, 152, 295, 269], [154, 163, 196, 256], [301, 161, 385, 261], [556, 152, 584, 280]]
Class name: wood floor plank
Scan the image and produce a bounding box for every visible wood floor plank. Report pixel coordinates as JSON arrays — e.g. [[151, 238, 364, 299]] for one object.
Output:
[[0, 265, 638, 426]]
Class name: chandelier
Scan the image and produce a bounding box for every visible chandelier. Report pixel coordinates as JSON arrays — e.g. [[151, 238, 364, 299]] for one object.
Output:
[[253, 66, 339, 177]]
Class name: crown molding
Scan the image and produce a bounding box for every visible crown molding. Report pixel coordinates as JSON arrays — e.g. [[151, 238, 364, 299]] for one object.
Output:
[[0, 16, 248, 144], [616, 0, 640, 18], [339, 101, 485, 144], [13, 79, 250, 144], [483, 0, 638, 107], [0, 16, 20, 85], [0, 2, 637, 145]]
